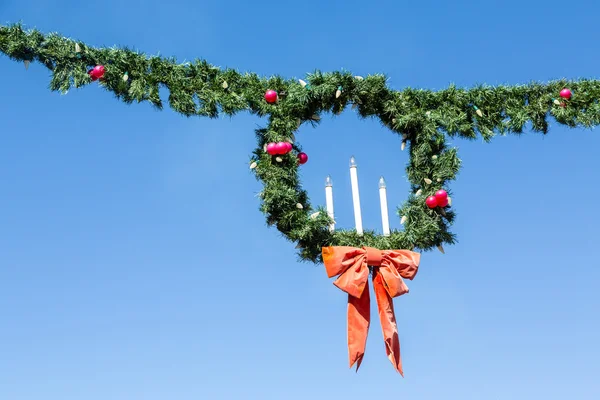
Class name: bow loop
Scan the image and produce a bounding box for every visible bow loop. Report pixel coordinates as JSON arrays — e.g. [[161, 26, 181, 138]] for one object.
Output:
[[322, 246, 369, 299], [378, 250, 421, 298]]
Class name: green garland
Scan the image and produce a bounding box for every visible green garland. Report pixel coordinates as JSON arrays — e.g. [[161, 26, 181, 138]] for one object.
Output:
[[1, 23, 598, 263]]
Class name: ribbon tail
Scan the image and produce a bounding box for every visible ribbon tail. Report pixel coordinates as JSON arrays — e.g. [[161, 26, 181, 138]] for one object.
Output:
[[347, 279, 370, 372], [373, 270, 403, 376]]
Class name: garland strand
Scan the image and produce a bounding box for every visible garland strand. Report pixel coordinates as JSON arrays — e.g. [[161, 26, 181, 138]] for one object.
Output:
[[1, 23, 597, 262]]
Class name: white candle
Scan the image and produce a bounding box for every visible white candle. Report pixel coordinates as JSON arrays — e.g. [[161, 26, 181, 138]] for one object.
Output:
[[325, 175, 335, 232], [379, 176, 390, 236], [349, 156, 363, 235]]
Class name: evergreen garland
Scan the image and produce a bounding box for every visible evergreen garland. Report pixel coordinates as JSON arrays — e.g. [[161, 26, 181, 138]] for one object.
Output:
[[1, 23, 598, 263]]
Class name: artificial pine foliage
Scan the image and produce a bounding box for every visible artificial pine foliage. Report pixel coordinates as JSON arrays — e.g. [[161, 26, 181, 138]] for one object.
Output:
[[1, 23, 598, 263]]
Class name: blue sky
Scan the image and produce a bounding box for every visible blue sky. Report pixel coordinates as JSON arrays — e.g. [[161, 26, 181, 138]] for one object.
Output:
[[1, 1, 599, 399]]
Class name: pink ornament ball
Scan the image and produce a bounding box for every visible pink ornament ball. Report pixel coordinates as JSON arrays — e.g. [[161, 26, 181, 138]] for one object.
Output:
[[274, 142, 288, 154], [434, 189, 448, 207], [559, 88, 572, 99], [283, 142, 293, 153], [266, 142, 278, 155], [264, 90, 278, 104], [425, 196, 438, 209], [88, 65, 105, 81], [297, 152, 308, 164]]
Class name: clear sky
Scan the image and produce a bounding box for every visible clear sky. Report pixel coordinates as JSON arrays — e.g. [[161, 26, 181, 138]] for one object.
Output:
[[1, 1, 599, 399]]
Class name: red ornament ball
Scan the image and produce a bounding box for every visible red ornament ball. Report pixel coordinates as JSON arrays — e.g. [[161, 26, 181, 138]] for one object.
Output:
[[264, 90, 278, 104], [425, 196, 438, 209], [559, 88, 572, 99], [434, 189, 448, 207], [274, 142, 288, 154], [266, 142, 278, 155], [297, 152, 308, 164], [88, 65, 105, 81], [283, 142, 293, 153]]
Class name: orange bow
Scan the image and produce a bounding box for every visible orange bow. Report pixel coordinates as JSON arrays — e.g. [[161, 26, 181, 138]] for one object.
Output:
[[322, 246, 420, 376]]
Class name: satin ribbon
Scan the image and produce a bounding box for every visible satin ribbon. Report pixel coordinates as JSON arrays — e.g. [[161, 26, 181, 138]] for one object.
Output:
[[322, 246, 420, 376]]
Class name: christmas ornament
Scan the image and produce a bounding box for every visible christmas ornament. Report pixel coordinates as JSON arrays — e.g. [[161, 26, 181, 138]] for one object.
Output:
[[415, 189, 423, 197], [437, 245, 445, 254], [23, 60, 30, 69], [434, 189, 449, 207], [75, 43, 81, 53], [560, 88, 572, 99], [425, 196, 438, 208], [473, 105, 483, 117], [296, 203, 303, 209], [335, 86, 342, 98], [266, 142, 278, 155], [88, 65, 105, 81], [264, 89, 278, 103], [298, 79, 307, 87], [274, 142, 288, 154], [424, 178, 433, 185], [222, 81, 228, 89], [122, 72, 129, 82], [275, 157, 283, 163], [297, 152, 308, 164], [553, 98, 561, 105], [400, 216, 407, 224], [249, 161, 258, 169]]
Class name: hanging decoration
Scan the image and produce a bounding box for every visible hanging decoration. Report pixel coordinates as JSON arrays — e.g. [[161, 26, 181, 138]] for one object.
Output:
[[1, 22, 599, 375]]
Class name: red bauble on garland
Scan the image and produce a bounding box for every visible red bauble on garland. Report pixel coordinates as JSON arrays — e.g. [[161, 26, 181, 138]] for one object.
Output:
[[266, 143, 278, 155], [425, 196, 438, 209], [274, 142, 288, 154], [434, 189, 449, 207], [297, 152, 308, 164], [264, 90, 278, 104], [88, 65, 105, 81], [559, 88, 572, 99]]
